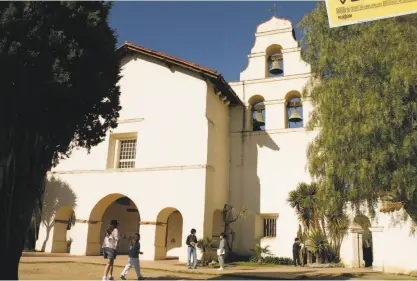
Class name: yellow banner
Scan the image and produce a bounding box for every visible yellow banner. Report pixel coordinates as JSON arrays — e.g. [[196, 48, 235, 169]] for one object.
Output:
[[325, 0, 417, 27]]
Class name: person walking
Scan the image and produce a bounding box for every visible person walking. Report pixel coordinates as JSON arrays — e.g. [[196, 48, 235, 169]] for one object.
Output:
[[217, 233, 226, 270], [185, 228, 198, 269], [292, 237, 302, 267], [120, 233, 144, 280], [102, 220, 120, 280]]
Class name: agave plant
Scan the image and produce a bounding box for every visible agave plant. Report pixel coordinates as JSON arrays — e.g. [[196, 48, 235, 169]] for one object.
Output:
[[306, 229, 328, 264], [250, 244, 272, 264], [197, 237, 215, 266]]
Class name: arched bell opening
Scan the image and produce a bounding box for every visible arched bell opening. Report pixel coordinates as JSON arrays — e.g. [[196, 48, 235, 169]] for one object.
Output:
[[285, 91, 303, 128], [266, 44, 284, 78], [248, 95, 266, 131]]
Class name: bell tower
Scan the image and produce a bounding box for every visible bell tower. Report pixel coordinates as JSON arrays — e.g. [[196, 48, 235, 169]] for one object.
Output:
[[239, 16, 310, 81]]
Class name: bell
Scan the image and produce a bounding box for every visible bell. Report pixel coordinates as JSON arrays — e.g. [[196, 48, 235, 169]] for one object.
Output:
[[255, 110, 265, 123], [288, 108, 303, 123], [270, 58, 283, 75]]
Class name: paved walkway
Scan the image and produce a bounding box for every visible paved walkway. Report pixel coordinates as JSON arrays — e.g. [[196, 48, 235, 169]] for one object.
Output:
[[20, 252, 398, 280]]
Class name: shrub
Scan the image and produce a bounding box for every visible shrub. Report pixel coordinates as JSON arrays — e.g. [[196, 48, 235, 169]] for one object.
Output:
[[249, 255, 294, 265]]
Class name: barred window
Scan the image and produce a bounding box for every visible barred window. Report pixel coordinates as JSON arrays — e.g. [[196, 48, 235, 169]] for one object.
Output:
[[118, 139, 137, 169], [263, 218, 277, 237]]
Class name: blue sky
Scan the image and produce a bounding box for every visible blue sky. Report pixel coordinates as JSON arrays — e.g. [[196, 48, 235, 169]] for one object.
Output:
[[109, 1, 318, 82]]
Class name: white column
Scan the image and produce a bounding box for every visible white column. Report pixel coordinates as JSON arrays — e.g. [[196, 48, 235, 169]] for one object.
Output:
[[340, 226, 364, 268], [140, 223, 157, 261], [301, 97, 313, 127], [244, 105, 252, 131], [264, 100, 286, 130], [369, 226, 384, 272], [70, 220, 91, 256]]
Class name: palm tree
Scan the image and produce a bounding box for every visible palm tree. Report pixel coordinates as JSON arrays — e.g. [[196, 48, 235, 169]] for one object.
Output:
[[287, 182, 321, 232], [326, 209, 349, 258], [250, 244, 272, 264], [197, 237, 215, 266]]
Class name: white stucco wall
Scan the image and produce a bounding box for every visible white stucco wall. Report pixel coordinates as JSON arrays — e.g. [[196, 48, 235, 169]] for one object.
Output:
[[340, 203, 417, 274], [36, 52, 227, 263]]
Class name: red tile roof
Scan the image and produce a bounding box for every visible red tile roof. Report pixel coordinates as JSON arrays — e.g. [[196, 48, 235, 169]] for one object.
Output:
[[117, 41, 243, 106]]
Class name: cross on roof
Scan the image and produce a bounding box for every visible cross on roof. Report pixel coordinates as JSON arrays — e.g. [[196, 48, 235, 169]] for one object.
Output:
[[269, 4, 280, 17]]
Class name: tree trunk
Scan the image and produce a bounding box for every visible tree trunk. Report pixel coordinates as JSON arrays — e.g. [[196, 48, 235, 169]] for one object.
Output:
[[307, 251, 312, 264], [0, 130, 49, 279]]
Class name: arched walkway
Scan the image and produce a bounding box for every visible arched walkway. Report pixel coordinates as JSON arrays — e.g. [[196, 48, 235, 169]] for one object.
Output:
[[86, 193, 140, 255], [154, 207, 183, 260], [51, 206, 75, 253]]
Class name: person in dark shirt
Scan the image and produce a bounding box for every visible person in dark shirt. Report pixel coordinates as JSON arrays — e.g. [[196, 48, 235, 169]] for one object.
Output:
[[292, 238, 302, 267], [185, 228, 198, 269], [120, 233, 144, 280]]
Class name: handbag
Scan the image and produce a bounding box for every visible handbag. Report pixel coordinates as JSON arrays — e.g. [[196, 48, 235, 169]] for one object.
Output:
[[217, 248, 225, 256]]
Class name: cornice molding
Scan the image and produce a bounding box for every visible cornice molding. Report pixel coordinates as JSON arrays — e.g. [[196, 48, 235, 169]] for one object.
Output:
[[230, 127, 319, 136], [49, 164, 215, 175]]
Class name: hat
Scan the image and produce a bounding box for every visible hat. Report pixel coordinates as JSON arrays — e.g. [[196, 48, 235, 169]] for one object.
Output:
[[110, 220, 119, 226]]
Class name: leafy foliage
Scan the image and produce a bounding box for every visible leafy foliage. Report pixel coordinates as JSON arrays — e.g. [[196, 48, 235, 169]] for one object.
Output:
[[197, 237, 215, 265], [300, 2, 417, 224]]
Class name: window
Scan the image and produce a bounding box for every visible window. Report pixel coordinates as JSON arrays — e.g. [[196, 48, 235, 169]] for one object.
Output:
[[118, 139, 137, 168], [263, 217, 277, 237]]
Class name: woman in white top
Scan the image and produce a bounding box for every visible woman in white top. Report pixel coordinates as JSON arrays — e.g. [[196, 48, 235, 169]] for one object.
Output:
[[102, 220, 120, 281]]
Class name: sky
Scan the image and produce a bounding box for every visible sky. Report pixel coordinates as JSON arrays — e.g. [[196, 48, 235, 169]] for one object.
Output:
[[109, 1, 318, 82]]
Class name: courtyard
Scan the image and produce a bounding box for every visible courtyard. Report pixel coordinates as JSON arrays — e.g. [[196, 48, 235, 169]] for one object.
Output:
[[19, 253, 417, 280]]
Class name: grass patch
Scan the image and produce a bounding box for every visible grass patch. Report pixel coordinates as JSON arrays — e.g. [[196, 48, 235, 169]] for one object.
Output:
[[229, 262, 282, 267]]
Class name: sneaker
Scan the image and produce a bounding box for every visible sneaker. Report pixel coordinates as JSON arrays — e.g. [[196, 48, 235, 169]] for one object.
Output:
[[109, 277, 114, 280], [187, 267, 191, 269], [218, 267, 224, 271], [138, 277, 145, 280], [102, 277, 107, 281], [120, 276, 126, 280]]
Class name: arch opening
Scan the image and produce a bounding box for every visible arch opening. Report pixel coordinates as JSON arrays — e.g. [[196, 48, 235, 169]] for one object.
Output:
[[51, 206, 75, 253], [155, 207, 183, 260], [285, 91, 303, 128], [249, 95, 266, 131], [86, 193, 140, 255], [266, 44, 284, 78], [353, 215, 373, 268]]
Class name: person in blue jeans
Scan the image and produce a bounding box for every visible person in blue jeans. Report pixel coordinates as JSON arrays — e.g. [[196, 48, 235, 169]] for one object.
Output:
[[185, 228, 198, 269]]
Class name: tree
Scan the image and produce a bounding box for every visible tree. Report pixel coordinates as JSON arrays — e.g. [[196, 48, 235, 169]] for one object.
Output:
[[300, 3, 417, 224], [0, 2, 121, 279], [221, 204, 248, 253], [250, 244, 271, 264]]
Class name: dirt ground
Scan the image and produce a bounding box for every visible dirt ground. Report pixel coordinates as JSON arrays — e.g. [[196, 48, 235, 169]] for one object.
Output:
[[19, 262, 236, 280], [19, 262, 417, 280]]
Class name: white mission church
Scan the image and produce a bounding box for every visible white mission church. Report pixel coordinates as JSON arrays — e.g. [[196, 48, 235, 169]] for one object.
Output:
[[36, 16, 417, 275]]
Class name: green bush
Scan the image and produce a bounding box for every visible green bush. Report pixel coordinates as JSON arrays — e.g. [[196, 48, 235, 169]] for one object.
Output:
[[249, 255, 293, 265]]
